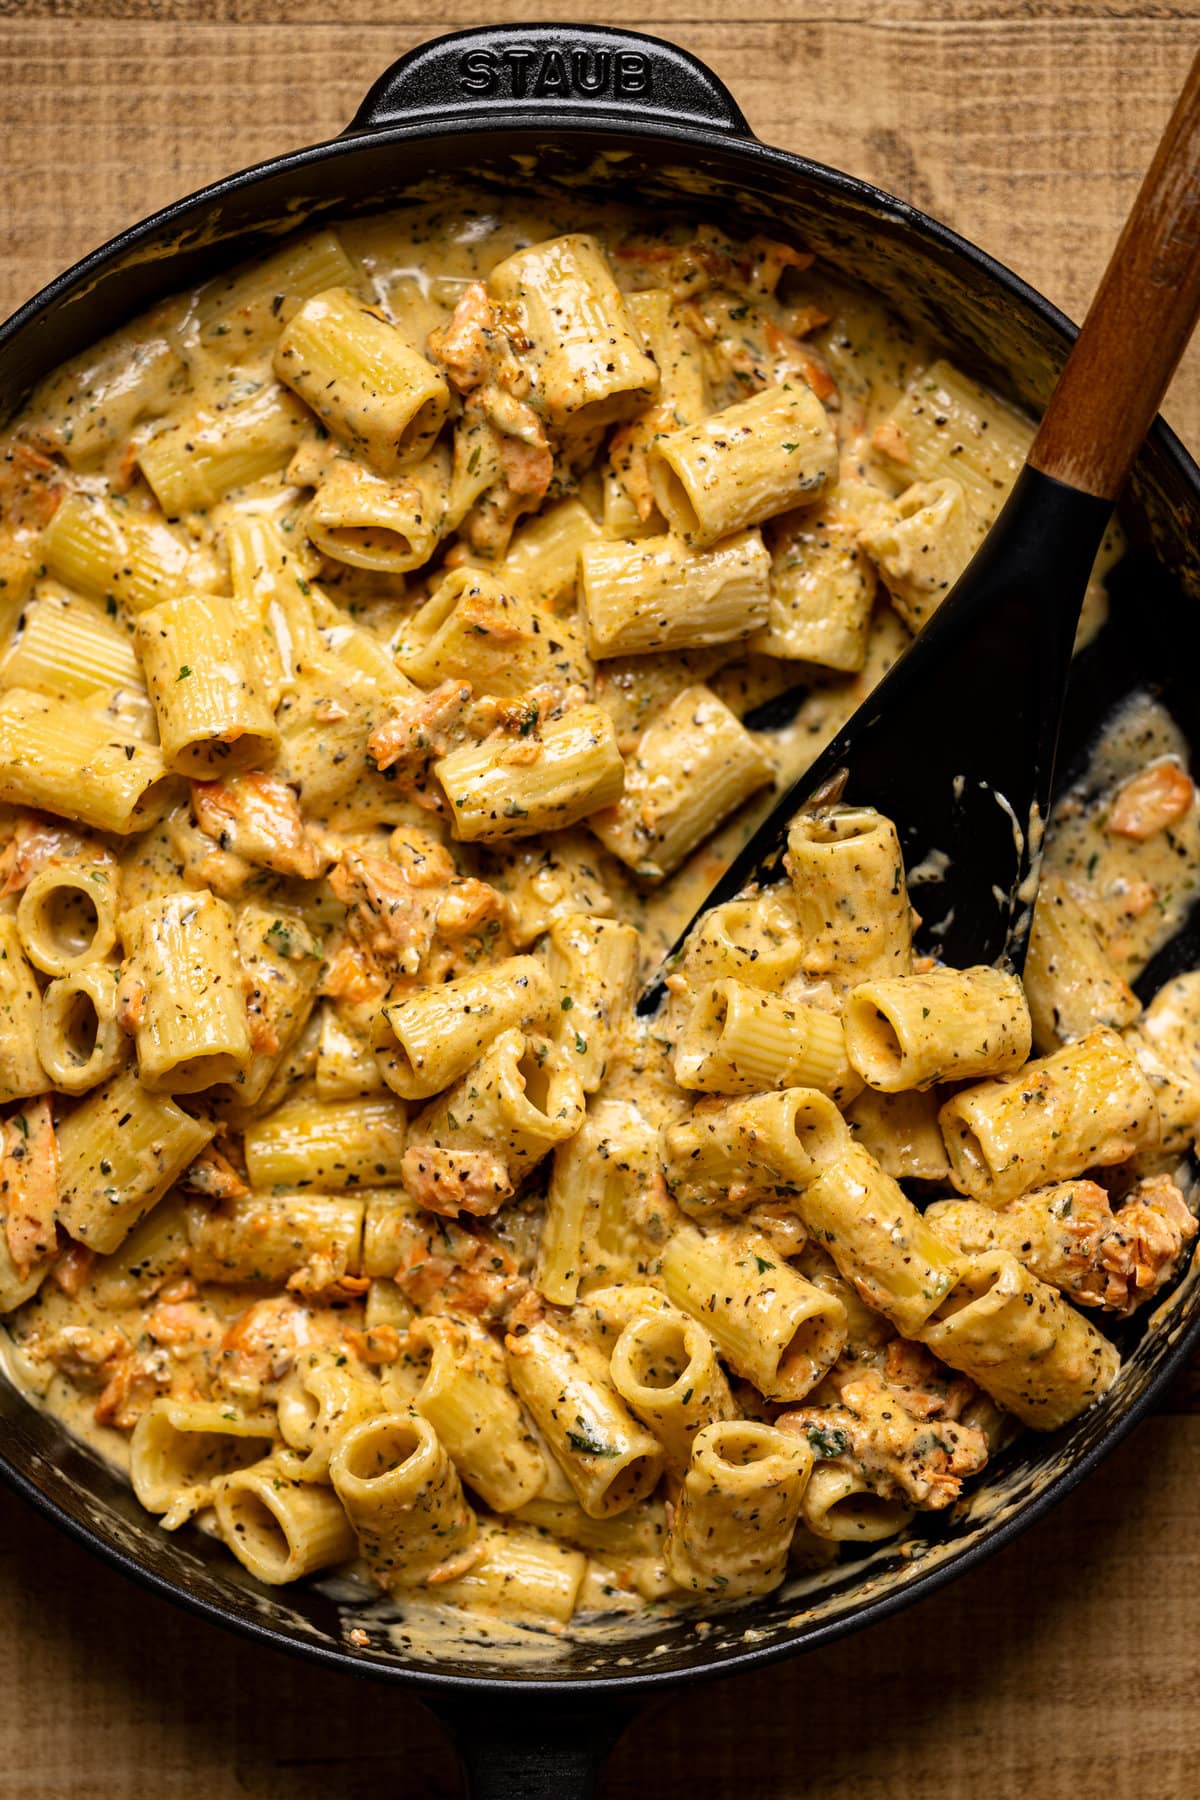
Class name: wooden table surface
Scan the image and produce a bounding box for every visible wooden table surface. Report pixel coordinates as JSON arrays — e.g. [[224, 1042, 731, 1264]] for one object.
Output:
[[3, 4, 1200, 1794]]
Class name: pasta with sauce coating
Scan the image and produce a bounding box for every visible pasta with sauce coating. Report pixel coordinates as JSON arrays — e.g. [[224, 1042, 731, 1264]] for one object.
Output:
[[0, 189, 1191, 1647]]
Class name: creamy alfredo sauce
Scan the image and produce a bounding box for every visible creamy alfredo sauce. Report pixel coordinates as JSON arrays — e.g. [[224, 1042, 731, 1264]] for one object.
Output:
[[0, 187, 1194, 1661]]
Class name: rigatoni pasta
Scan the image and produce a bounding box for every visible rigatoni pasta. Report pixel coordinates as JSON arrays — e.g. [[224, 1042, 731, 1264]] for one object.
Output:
[[0, 919, 47, 1104], [665, 1421, 813, 1598], [486, 234, 659, 431], [938, 1027, 1160, 1206], [579, 529, 770, 658], [0, 187, 1192, 1648], [119, 890, 253, 1093], [274, 288, 450, 476], [661, 1222, 847, 1401], [55, 1069, 214, 1253], [136, 593, 279, 777], [435, 704, 625, 842], [843, 965, 1031, 1092], [138, 386, 308, 517], [37, 966, 126, 1094], [0, 689, 170, 833], [589, 684, 773, 880], [649, 383, 838, 547]]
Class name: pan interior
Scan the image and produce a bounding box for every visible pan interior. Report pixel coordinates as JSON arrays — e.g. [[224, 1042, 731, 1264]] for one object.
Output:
[[2, 125, 1199, 1688]]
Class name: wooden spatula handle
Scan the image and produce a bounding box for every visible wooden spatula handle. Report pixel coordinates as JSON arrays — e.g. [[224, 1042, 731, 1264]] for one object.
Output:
[[1030, 49, 1200, 501]]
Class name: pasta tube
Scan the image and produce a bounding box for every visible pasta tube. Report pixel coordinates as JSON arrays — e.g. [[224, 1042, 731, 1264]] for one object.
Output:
[[120, 890, 252, 1093], [315, 1005, 384, 1102], [506, 1318, 664, 1519], [274, 287, 450, 477], [858, 476, 983, 632], [410, 1312, 546, 1512], [358, 1192, 426, 1279], [381, 955, 556, 1099], [0, 917, 47, 1103], [800, 1460, 912, 1543], [939, 1027, 1160, 1207], [1024, 877, 1141, 1054], [2, 586, 146, 704], [513, 1493, 670, 1593], [501, 497, 603, 610], [649, 384, 837, 548], [872, 360, 1029, 523], [56, 1069, 215, 1254], [536, 1098, 658, 1302], [306, 449, 448, 574], [487, 234, 659, 431], [404, 567, 592, 700], [606, 285, 706, 522], [920, 1251, 1120, 1429], [844, 1086, 951, 1182], [795, 1144, 963, 1336], [195, 227, 359, 349], [214, 1459, 357, 1584], [138, 386, 308, 516], [665, 1421, 813, 1599], [37, 966, 126, 1095], [609, 1308, 737, 1474], [679, 892, 805, 991], [330, 1411, 478, 1588], [435, 704, 625, 843], [541, 912, 639, 1093], [242, 1094, 409, 1192], [1126, 971, 1200, 1151], [214, 903, 324, 1109], [661, 1222, 847, 1400], [673, 979, 860, 1103], [130, 1398, 276, 1528], [578, 529, 770, 658], [662, 1087, 852, 1219], [185, 1193, 365, 1285], [39, 492, 188, 613], [402, 1029, 585, 1216], [787, 805, 913, 988], [16, 857, 119, 977], [434, 1521, 587, 1624], [589, 684, 773, 881], [223, 513, 306, 705], [275, 1347, 384, 1480], [0, 689, 169, 834], [843, 965, 1031, 1092], [750, 491, 876, 671], [88, 1195, 189, 1310], [135, 593, 279, 778]]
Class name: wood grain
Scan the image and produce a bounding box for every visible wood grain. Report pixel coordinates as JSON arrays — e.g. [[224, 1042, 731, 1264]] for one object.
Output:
[[2, 5, 1200, 1795], [1031, 47, 1200, 495]]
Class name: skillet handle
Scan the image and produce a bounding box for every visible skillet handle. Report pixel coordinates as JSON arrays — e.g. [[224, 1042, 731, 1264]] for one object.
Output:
[[425, 1691, 636, 1799], [346, 25, 752, 138]]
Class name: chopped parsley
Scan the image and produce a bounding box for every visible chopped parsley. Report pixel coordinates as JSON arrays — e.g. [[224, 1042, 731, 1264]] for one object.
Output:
[[805, 1424, 851, 1459], [567, 1417, 618, 1458]]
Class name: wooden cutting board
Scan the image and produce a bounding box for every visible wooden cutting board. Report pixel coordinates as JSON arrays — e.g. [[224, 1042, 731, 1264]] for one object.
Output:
[[1, 5, 1198, 1794]]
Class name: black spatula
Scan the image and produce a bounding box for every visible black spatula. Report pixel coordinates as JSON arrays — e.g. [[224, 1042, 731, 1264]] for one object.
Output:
[[641, 49, 1200, 1012]]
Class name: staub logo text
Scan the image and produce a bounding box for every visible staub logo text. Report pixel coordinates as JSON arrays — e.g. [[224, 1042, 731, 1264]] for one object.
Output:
[[457, 45, 653, 101]]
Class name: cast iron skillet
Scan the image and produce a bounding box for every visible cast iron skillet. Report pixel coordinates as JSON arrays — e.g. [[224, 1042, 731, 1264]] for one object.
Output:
[[2, 24, 1200, 1797]]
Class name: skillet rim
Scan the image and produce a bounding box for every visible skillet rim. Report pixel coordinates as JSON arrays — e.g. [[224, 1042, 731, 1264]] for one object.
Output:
[[2, 94, 1200, 1698]]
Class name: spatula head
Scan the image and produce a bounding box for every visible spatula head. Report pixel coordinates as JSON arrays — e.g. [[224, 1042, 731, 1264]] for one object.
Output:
[[642, 468, 1113, 1009]]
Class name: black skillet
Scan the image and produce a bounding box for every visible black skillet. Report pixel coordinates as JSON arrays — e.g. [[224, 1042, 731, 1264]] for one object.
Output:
[[3, 24, 1200, 1799]]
